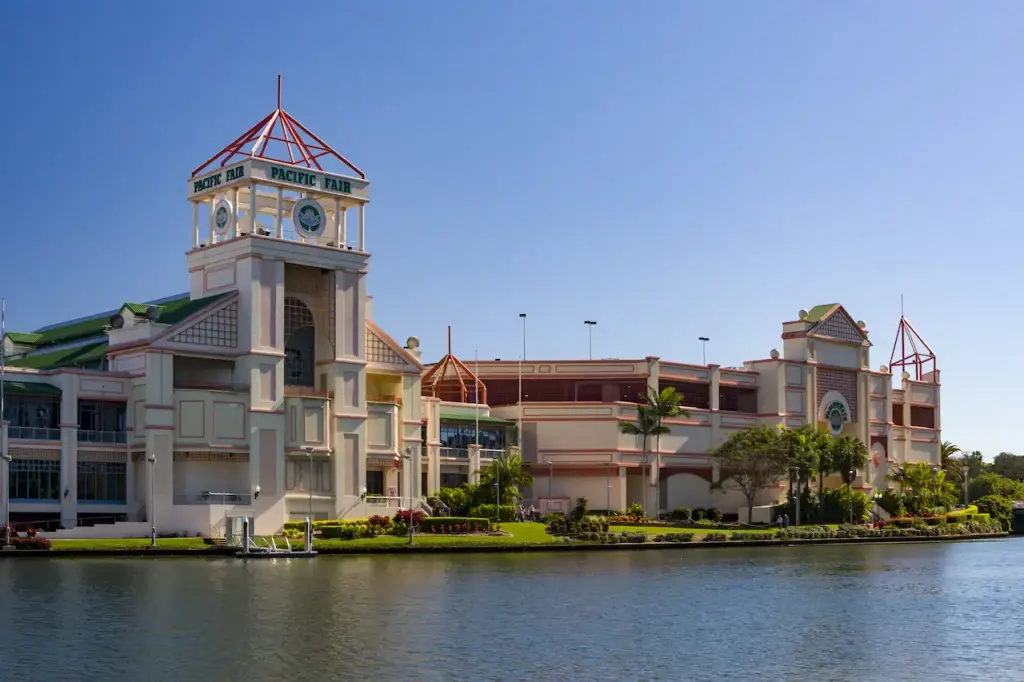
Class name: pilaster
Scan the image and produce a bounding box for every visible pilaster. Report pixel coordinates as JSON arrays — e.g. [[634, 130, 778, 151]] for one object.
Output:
[[468, 444, 482, 484], [59, 375, 79, 528], [709, 364, 721, 445]]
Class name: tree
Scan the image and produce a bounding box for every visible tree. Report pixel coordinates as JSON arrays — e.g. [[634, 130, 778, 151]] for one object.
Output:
[[779, 424, 831, 523], [478, 449, 533, 504], [991, 453, 1024, 481], [968, 472, 1024, 503], [618, 387, 688, 516], [831, 435, 869, 485], [941, 441, 964, 484], [713, 425, 788, 523], [961, 451, 987, 479]]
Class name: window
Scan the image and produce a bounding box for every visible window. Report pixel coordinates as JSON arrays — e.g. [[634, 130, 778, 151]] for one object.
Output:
[[285, 459, 332, 493], [366, 470, 384, 496], [438, 422, 508, 450], [441, 473, 469, 488], [77, 462, 127, 502], [284, 297, 316, 387], [910, 405, 935, 429], [8, 459, 61, 500], [78, 401, 127, 442], [3, 397, 60, 439]]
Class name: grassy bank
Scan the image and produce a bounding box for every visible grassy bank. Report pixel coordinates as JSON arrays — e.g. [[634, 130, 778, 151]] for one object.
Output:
[[2, 522, 1002, 557]]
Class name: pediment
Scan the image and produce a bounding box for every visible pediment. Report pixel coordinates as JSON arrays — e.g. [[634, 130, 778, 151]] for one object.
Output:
[[366, 322, 422, 371], [809, 306, 869, 345]]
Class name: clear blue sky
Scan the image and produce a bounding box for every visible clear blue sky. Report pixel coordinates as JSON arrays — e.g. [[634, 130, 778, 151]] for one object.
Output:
[[1, 2, 1018, 457]]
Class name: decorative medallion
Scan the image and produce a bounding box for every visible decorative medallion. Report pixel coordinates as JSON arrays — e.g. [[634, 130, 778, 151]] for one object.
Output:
[[825, 400, 848, 435], [292, 198, 327, 239], [212, 198, 234, 237]]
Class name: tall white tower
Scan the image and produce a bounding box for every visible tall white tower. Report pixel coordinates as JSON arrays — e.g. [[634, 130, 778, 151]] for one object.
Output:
[[184, 76, 372, 527]]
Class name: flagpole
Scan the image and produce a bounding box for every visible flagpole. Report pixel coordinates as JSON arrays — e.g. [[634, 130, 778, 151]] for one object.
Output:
[[475, 350, 480, 449]]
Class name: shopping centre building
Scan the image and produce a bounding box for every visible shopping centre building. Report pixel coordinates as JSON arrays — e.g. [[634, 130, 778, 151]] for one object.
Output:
[[0, 85, 943, 537]]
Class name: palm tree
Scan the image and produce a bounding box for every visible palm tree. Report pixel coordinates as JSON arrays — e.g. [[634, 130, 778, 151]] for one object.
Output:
[[618, 387, 688, 516], [779, 424, 830, 523], [940, 441, 964, 484], [478, 449, 534, 504], [830, 435, 869, 523]]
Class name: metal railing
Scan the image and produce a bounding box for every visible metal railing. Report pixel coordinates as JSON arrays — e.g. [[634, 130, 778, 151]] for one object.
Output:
[[173, 491, 252, 506], [480, 449, 504, 459], [365, 495, 405, 506], [440, 447, 469, 459], [174, 382, 250, 393], [8, 426, 61, 441], [78, 430, 128, 444]]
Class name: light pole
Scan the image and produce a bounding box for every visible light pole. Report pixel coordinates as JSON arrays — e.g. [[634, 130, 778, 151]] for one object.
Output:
[[518, 313, 526, 455], [873, 492, 883, 524], [698, 337, 710, 365], [848, 469, 855, 523], [963, 466, 970, 507], [584, 320, 597, 360], [791, 466, 800, 526], [546, 459, 553, 499], [402, 446, 415, 545], [1, 453, 11, 547], [148, 454, 157, 546]]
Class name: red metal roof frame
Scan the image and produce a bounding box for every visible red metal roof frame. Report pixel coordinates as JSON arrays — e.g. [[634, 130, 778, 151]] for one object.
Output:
[[191, 76, 365, 179], [888, 316, 937, 381]]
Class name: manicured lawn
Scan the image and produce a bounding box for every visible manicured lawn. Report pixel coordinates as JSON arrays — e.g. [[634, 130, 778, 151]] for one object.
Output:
[[50, 538, 210, 551], [310, 522, 556, 550]]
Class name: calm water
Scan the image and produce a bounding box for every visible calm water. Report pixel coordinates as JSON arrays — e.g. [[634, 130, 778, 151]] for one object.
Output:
[[1, 540, 1022, 681]]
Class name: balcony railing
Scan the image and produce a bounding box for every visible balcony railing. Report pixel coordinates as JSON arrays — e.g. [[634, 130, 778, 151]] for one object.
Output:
[[173, 491, 252, 506], [366, 495, 405, 506], [8, 426, 61, 441], [440, 447, 469, 459], [174, 382, 250, 393], [480, 449, 504, 459], [284, 385, 331, 398], [78, 430, 128, 444]]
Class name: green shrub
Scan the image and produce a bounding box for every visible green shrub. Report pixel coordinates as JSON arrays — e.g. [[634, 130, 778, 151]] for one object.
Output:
[[702, 532, 729, 542], [626, 502, 644, 517], [437, 486, 474, 516], [876, 490, 905, 517], [571, 497, 589, 522], [320, 524, 363, 540], [669, 507, 692, 521], [974, 494, 1014, 531], [707, 508, 723, 522], [469, 504, 516, 522], [692, 508, 706, 521]]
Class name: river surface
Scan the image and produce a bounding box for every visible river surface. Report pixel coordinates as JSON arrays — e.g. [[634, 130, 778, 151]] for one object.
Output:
[[1, 539, 1021, 681]]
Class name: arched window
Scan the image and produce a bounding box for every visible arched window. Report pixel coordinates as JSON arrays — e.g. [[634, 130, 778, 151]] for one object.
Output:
[[284, 296, 315, 387]]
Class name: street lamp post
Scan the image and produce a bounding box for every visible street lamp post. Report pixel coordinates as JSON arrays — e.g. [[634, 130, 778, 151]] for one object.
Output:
[[300, 446, 318, 551], [402, 447, 415, 545], [698, 337, 710, 365], [1, 453, 11, 548], [148, 454, 157, 546], [546, 459, 553, 499], [584, 320, 597, 360], [518, 313, 526, 456], [848, 469, 855, 523], [874, 492, 883, 524]]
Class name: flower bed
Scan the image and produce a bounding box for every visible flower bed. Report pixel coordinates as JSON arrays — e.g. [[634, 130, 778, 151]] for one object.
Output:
[[419, 517, 491, 534]]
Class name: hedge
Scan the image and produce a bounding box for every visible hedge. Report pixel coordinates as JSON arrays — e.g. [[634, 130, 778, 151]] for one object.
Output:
[[468, 505, 516, 522], [420, 517, 491, 533]]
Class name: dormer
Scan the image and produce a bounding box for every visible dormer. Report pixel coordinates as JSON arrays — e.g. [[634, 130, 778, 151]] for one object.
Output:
[[782, 304, 871, 368]]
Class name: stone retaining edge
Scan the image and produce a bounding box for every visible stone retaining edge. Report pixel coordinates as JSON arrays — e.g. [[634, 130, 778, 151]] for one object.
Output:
[[0, 532, 1010, 558]]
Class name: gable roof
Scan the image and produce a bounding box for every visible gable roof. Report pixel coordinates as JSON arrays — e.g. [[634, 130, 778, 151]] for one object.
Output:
[[366, 321, 423, 370], [4, 292, 233, 370], [804, 303, 870, 345]]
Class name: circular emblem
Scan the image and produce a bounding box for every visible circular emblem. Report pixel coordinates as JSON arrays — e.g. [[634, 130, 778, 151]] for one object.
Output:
[[212, 199, 234, 237], [824, 400, 848, 435], [292, 198, 326, 239]]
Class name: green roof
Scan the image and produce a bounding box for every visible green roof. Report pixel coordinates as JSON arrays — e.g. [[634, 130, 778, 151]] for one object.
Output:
[[4, 292, 232, 356], [6, 332, 42, 345], [804, 303, 839, 323], [439, 412, 514, 426], [8, 341, 109, 370], [0, 380, 61, 397]]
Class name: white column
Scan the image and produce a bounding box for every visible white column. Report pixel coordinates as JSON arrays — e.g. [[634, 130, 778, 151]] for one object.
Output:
[[231, 187, 240, 238], [340, 207, 347, 248], [192, 202, 199, 247], [357, 204, 365, 251], [125, 451, 135, 519], [333, 199, 342, 247], [275, 188, 284, 238], [208, 198, 216, 244], [248, 183, 257, 236]]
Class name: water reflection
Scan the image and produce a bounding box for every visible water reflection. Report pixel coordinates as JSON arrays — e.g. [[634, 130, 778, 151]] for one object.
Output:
[[0, 540, 1021, 681]]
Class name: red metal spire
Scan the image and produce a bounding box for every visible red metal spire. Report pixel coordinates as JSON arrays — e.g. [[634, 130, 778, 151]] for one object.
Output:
[[888, 316, 937, 381], [421, 326, 487, 404], [191, 75, 365, 179]]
